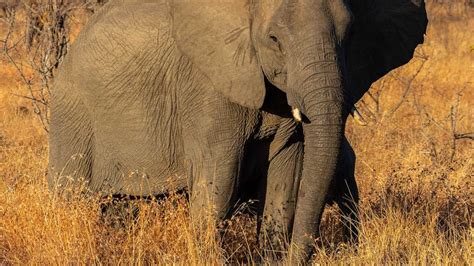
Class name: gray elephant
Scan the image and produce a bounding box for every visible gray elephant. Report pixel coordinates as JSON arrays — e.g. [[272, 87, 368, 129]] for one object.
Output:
[[48, 0, 428, 262]]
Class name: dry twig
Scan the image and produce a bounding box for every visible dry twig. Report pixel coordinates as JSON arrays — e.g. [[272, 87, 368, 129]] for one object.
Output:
[[1, 0, 107, 132]]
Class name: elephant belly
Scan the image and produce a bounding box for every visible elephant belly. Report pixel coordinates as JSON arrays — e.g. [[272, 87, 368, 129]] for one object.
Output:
[[91, 100, 187, 196]]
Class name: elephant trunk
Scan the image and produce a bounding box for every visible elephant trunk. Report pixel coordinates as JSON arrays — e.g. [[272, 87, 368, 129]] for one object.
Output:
[[288, 40, 345, 261]]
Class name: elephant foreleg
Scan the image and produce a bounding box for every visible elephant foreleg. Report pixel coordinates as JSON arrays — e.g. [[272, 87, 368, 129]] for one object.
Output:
[[182, 95, 255, 233], [188, 144, 245, 225], [258, 135, 303, 257]]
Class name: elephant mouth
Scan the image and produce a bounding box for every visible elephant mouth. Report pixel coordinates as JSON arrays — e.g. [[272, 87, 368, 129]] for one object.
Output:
[[263, 66, 287, 92], [260, 66, 308, 124]]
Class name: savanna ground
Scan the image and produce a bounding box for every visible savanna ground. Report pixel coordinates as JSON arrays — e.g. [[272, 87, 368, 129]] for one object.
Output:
[[0, 2, 473, 264]]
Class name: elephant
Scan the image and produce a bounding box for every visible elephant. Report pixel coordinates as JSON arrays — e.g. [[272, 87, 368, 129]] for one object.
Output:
[[48, 0, 428, 262]]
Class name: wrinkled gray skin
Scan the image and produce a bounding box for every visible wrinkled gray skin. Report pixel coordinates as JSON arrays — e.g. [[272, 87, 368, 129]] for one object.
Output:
[[48, 0, 427, 262]]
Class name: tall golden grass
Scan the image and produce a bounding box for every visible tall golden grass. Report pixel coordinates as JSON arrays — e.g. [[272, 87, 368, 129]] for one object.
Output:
[[0, 2, 472, 264]]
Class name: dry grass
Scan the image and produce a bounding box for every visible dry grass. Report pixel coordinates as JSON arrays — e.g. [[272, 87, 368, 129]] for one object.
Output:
[[1, 2, 473, 265]]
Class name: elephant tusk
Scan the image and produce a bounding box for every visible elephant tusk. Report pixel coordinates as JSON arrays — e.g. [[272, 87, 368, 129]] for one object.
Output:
[[351, 107, 368, 126], [292, 107, 303, 123]]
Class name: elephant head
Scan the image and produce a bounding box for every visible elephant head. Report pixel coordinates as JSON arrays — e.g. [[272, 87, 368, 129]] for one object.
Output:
[[171, 0, 427, 260]]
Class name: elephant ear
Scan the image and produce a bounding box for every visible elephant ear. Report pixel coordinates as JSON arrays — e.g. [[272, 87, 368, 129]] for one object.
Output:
[[170, 1, 265, 109], [347, 0, 428, 104]]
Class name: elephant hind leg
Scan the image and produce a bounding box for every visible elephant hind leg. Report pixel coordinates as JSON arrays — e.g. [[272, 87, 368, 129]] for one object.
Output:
[[48, 95, 95, 196], [334, 137, 360, 244]]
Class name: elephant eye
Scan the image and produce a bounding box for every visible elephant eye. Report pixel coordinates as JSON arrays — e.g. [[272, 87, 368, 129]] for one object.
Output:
[[269, 34, 278, 43], [267, 32, 283, 53]]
